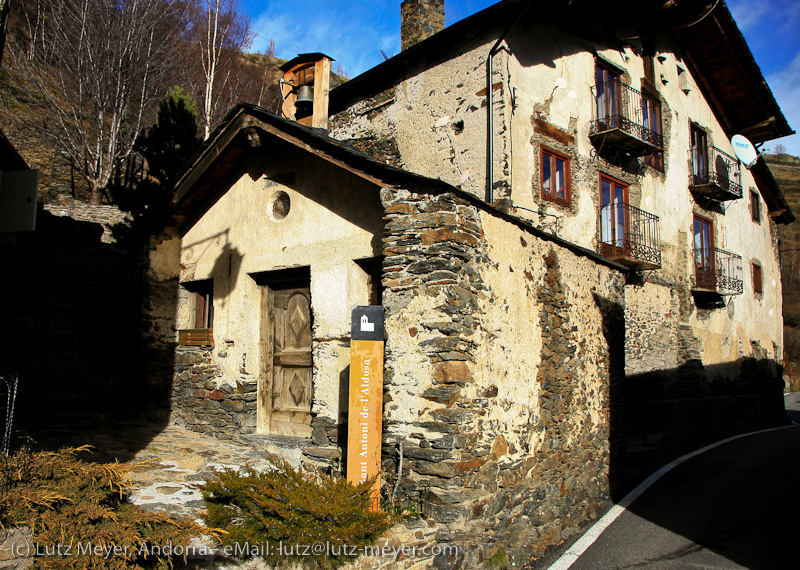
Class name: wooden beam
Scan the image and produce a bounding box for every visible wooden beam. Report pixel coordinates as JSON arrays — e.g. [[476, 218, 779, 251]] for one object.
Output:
[[252, 121, 389, 187], [172, 111, 252, 208], [312, 57, 331, 129]]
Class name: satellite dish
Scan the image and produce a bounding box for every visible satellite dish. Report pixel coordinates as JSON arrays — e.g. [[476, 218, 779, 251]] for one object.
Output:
[[731, 134, 759, 169]]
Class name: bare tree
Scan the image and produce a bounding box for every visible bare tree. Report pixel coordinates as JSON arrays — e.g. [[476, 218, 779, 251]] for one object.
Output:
[[187, 0, 252, 139], [4, 0, 186, 204], [774, 143, 787, 156]]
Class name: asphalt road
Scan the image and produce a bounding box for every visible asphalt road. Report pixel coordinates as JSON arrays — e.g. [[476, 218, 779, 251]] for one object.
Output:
[[785, 392, 800, 424], [531, 402, 800, 570]]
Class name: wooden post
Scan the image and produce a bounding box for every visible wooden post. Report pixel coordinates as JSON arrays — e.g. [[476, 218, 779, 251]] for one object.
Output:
[[347, 306, 385, 511], [312, 56, 331, 129]]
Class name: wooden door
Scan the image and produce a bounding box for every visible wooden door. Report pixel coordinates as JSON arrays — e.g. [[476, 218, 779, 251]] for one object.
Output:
[[693, 215, 716, 291], [596, 64, 621, 126], [600, 174, 629, 258], [259, 282, 313, 438]]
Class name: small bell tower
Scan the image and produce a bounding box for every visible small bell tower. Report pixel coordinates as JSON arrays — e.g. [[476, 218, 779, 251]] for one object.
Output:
[[280, 53, 334, 129]]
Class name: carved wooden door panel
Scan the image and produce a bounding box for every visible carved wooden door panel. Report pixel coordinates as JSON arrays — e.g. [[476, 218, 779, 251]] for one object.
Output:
[[267, 285, 313, 437]]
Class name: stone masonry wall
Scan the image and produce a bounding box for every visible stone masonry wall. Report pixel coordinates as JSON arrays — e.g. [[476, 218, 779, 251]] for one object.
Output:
[[329, 37, 510, 203], [43, 193, 130, 243], [401, 0, 445, 51], [171, 346, 258, 439], [378, 186, 624, 568]]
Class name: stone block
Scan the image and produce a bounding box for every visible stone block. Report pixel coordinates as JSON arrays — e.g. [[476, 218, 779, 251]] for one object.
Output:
[[430, 407, 475, 424], [413, 460, 457, 478], [426, 488, 477, 505], [421, 384, 462, 405], [433, 361, 474, 384], [421, 228, 479, 246], [403, 446, 453, 462], [220, 400, 244, 412], [0, 527, 32, 565], [426, 503, 469, 524]]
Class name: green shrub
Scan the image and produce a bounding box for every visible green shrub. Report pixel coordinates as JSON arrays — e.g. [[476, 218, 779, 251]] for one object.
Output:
[[0, 446, 212, 569], [199, 456, 395, 569]]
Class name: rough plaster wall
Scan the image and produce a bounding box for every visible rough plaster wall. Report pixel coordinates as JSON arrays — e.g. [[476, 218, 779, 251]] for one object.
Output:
[[176, 147, 383, 428], [500, 23, 783, 376], [625, 284, 680, 375], [476, 211, 622, 464], [330, 36, 509, 201], [146, 228, 181, 347]]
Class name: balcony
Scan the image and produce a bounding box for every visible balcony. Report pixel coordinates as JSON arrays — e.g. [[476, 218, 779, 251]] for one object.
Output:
[[689, 146, 742, 201], [691, 248, 743, 295], [589, 81, 664, 156], [599, 202, 661, 270]]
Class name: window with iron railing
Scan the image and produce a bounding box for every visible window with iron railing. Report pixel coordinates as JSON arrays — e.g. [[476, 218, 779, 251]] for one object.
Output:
[[598, 174, 661, 269], [689, 125, 742, 200], [590, 65, 664, 155], [692, 216, 743, 295]]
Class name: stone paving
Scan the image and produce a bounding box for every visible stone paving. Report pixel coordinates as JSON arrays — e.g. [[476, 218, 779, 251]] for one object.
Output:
[[29, 416, 274, 519], [123, 425, 274, 519], [26, 417, 444, 569]]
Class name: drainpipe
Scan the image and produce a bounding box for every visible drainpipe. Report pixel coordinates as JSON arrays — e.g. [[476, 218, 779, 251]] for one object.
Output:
[[486, 1, 532, 205]]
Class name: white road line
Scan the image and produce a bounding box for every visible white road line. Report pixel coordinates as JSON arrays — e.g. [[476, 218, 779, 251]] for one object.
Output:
[[546, 424, 795, 570]]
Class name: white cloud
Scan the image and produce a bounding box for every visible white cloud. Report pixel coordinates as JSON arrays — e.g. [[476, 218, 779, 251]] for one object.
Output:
[[728, 0, 769, 32]]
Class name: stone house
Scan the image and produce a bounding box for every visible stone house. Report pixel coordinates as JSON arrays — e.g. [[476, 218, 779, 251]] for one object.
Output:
[[147, 0, 793, 565]]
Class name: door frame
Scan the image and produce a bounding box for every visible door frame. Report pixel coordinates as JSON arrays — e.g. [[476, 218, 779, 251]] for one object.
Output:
[[599, 173, 630, 258], [693, 214, 715, 290], [253, 266, 312, 435]]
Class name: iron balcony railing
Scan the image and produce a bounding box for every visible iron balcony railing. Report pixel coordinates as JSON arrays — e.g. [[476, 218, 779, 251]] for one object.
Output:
[[599, 202, 661, 269], [692, 247, 743, 295], [590, 80, 664, 154], [689, 146, 743, 200]]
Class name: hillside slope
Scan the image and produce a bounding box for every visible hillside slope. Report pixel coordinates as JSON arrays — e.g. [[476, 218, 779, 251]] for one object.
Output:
[[0, 50, 287, 205], [765, 153, 800, 384]]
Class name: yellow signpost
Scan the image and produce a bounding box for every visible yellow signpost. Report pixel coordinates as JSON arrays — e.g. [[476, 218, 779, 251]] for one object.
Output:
[[347, 306, 384, 511]]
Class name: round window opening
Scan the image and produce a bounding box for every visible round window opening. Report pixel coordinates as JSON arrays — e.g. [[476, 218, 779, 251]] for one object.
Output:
[[269, 191, 291, 221]]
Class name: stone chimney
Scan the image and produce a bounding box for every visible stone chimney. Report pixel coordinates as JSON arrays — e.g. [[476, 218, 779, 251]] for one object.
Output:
[[401, 0, 445, 51]]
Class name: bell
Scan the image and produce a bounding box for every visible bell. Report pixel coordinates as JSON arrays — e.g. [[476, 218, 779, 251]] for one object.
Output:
[[295, 85, 314, 112]]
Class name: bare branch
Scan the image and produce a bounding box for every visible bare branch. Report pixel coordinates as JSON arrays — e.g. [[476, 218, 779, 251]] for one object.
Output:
[[4, 0, 186, 203]]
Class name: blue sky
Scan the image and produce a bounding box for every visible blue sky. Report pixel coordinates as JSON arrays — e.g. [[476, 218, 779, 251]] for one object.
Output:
[[242, 0, 799, 156]]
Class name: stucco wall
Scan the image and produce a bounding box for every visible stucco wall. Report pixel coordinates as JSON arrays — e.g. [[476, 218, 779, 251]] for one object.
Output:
[[501, 25, 783, 377], [173, 142, 384, 437], [331, 19, 783, 392], [332, 16, 783, 380], [330, 32, 511, 203]]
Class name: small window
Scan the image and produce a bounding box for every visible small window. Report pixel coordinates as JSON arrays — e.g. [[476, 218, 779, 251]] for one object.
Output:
[[750, 190, 761, 223], [186, 280, 214, 329], [642, 88, 663, 171], [643, 56, 656, 86], [179, 280, 214, 346], [355, 257, 384, 306], [752, 263, 763, 295], [753, 263, 763, 296], [691, 124, 709, 182], [541, 147, 570, 205]]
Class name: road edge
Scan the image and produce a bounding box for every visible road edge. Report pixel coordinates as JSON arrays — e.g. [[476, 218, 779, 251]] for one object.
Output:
[[546, 423, 796, 570]]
